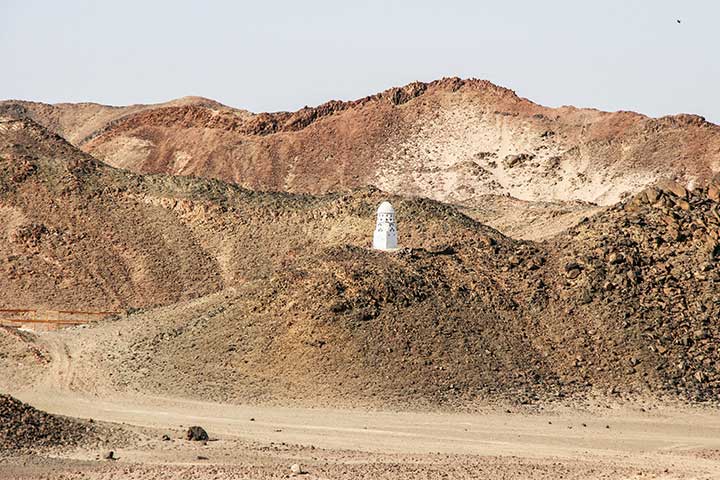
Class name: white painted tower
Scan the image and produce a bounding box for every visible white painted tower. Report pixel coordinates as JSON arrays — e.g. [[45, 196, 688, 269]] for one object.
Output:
[[373, 201, 397, 250]]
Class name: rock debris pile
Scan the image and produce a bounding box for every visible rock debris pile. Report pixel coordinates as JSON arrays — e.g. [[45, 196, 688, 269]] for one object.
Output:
[[0, 394, 99, 454]]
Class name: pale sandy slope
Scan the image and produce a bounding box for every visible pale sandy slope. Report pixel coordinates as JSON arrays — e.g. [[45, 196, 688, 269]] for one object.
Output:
[[459, 194, 606, 240]]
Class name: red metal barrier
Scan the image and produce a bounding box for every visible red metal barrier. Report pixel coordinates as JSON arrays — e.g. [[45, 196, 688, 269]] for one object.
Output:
[[0, 309, 119, 329]]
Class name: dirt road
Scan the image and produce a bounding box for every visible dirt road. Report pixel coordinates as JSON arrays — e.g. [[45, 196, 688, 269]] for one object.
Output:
[[8, 382, 720, 478], [3, 332, 720, 479], [7, 388, 720, 458]]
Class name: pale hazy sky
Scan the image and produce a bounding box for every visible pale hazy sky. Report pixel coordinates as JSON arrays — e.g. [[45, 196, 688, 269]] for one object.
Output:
[[2, 1, 718, 123]]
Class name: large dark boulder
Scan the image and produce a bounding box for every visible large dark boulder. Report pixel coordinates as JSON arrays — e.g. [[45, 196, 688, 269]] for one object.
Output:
[[186, 426, 208, 441]]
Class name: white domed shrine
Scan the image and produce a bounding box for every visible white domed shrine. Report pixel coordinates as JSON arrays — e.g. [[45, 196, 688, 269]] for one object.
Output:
[[373, 201, 398, 250]]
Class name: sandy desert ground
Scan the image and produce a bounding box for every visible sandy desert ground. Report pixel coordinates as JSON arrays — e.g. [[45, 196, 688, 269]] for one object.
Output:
[[3, 330, 720, 480]]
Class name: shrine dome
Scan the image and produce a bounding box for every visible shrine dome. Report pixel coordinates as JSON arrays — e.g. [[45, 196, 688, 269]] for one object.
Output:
[[377, 201, 395, 214]]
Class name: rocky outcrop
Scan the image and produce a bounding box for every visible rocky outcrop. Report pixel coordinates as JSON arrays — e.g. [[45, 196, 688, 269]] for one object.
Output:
[[9, 78, 719, 207], [0, 394, 99, 454]]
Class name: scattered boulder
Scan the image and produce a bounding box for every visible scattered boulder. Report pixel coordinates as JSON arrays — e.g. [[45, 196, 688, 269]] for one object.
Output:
[[564, 261, 580, 271], [566, 268, 581, 279], [708, 173, 720, 202], [502, 153, 534, 168], [644, 187, 661, 204], [186, 426, 209, 441], [674, 198, 691, 211], [626, 186, 663, 210], [656, 179, 687, 198], [634, 187, 661, 206]]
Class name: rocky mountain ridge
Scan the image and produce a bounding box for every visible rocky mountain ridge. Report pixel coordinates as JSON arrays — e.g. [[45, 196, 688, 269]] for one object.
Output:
[[3, 78, 719, 209]]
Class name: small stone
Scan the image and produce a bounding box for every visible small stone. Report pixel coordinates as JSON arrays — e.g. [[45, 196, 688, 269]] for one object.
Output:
[[479, 235, 496, 247], [608, 252, 624, 264], [694, 329, 709, 340], [564, 261, 581, 272], [579, 289, 592, 304], [566, 268, 581, 279]]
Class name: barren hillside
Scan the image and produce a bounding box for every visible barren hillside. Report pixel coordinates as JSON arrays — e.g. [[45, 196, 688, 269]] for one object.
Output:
[[0, 96, 237, 145], [0, 116, 496, 311], [3, 78, 719, 209], [2, 117, 720, 408]]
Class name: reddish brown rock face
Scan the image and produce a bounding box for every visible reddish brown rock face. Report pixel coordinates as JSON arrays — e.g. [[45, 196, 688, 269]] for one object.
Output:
[[4, 77, 719, 207]]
